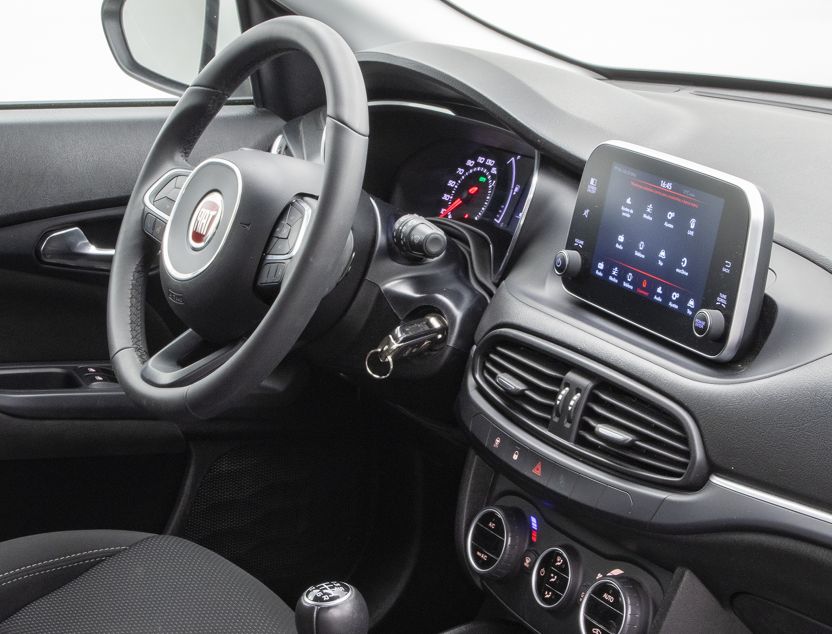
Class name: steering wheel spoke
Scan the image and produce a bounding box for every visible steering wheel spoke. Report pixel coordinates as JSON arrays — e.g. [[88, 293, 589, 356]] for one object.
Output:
[[142, 167, 193, 244], [141, 329, 242, 388]]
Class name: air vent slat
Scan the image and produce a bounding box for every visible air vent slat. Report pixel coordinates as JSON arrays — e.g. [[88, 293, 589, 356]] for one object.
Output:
[[492, 345, 565, 381], [581, 416, 689, 463], [576, 383, 693, 483], [583, 404, 690, 453], [482, 366, 555, 408], [576, 431, 687, 478], [591, 389, 686, 440], [482, 368, 552, 423], [486, 355, 561, 394]]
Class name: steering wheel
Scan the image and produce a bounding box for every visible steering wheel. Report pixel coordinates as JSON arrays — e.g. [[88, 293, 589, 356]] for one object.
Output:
[[107, 17, 368, 420]]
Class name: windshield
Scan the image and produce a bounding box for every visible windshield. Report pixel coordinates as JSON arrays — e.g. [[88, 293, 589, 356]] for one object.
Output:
[[447, 0, 832, 90]]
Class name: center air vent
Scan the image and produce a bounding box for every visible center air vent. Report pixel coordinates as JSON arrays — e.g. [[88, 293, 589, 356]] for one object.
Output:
[[473, 330, 705, 489], [576, 383, 692, 482], [478, 341, 568, 431]]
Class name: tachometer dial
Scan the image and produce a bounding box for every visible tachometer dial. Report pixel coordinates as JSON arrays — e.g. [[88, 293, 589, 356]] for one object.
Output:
[[439, 155, 497, 220]]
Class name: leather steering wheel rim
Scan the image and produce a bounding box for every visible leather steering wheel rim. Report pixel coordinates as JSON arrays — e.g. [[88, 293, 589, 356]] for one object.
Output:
[[107, 16, 368, 420]]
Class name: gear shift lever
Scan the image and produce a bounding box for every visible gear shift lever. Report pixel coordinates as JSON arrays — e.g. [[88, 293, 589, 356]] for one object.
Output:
[[295, 581, 369, 634]]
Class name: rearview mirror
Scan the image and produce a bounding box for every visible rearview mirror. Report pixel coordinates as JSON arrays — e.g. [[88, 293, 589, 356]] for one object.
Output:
[[101, 0, 250, 96]]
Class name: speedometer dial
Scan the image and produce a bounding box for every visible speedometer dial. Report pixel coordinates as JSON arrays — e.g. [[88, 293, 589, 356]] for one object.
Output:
[[439, 154, 498, 220]]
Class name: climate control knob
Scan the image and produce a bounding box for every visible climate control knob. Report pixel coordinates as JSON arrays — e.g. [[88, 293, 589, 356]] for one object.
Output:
[[531, 546, 579, 610], [553, 249, 582, 277], [466, 506, 528, 579], [580, 576, 647, 634]]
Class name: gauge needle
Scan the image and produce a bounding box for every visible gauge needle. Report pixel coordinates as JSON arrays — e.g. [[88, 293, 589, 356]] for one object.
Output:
[[440, 186, 480, 218]]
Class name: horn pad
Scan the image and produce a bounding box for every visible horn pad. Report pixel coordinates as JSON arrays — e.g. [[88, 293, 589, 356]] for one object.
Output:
[[160, 153, 284, 342]]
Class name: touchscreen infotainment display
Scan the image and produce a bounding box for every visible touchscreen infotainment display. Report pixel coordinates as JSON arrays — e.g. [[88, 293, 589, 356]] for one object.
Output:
[[560, 141, 773, 362], [590, 162, 725, 319]]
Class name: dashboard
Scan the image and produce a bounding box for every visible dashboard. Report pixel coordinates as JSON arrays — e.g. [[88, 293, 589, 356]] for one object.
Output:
[[281, 39, 832, 631]]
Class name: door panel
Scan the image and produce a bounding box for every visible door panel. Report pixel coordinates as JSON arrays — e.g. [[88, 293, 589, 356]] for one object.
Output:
[[0, 104, 281, 227], [0, 103, 284, 538], [0, 104, 281, 362]]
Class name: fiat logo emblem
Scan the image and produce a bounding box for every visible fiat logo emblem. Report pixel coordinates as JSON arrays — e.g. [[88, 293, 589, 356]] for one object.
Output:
[[188, 191, 224, 250]]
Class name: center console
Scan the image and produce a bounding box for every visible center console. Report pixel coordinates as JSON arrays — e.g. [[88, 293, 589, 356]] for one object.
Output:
[[453, 142, 785, 633], [464, 496, 661, 634]]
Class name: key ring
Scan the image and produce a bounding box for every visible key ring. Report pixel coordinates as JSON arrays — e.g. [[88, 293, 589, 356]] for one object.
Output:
[[365, 348, 393, 380]]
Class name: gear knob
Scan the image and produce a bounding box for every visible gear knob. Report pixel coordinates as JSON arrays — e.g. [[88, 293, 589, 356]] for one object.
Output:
[[295, 581, 369, 634]]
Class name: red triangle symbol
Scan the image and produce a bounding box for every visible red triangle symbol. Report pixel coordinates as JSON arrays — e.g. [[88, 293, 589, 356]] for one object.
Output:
[[532, 461, 542, 477]]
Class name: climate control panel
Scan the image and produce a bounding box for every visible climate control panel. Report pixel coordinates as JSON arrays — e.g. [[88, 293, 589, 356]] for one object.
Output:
[[464, 496, 661, 633]]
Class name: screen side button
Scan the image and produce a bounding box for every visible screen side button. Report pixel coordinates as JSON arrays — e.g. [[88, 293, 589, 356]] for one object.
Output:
[[693, 309, 726, 340], [553, 250, 582, 277]]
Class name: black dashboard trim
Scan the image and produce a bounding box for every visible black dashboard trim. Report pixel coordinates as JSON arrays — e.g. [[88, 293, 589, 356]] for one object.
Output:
[[461, 376, 832, 553]]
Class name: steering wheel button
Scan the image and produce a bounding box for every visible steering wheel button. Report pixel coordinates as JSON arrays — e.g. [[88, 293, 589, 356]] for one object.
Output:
[[151, 219, 166, 242], [154, 197, 175, 214], [258, 262, 287, 286], [275, 222, 291, 239], [270, 238, 292, 256], [143, 213, 156, 235], [287, 206, 304, 225], [156, 178, 178, 199]]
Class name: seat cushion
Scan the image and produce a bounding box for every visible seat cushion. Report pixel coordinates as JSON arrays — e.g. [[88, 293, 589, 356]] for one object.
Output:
[[0, 531, 296, 633]]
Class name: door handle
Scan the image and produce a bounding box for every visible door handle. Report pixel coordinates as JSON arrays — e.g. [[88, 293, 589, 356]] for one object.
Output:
[[39, 227, 115, 271]]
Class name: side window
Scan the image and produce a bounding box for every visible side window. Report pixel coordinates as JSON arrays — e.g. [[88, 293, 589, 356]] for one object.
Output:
[[0, 0, 248, 104]]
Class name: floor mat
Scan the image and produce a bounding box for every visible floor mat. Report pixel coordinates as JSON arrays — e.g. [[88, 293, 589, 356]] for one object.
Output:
[[182, 426, 378, 604]]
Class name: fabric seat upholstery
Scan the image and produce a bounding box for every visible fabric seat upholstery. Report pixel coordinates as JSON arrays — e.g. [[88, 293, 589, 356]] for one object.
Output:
[[0, 530, 296, 633]]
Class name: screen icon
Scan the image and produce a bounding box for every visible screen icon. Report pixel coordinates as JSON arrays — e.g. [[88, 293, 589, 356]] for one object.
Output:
[[690, 218, 697, 230], [658, 249, 666, 259], [587, 177, 598, 194], [672, 291, 680, 301], [667, 211, 676, 221], [681, 257, 688, 268], [582, 208, 591, 219]]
